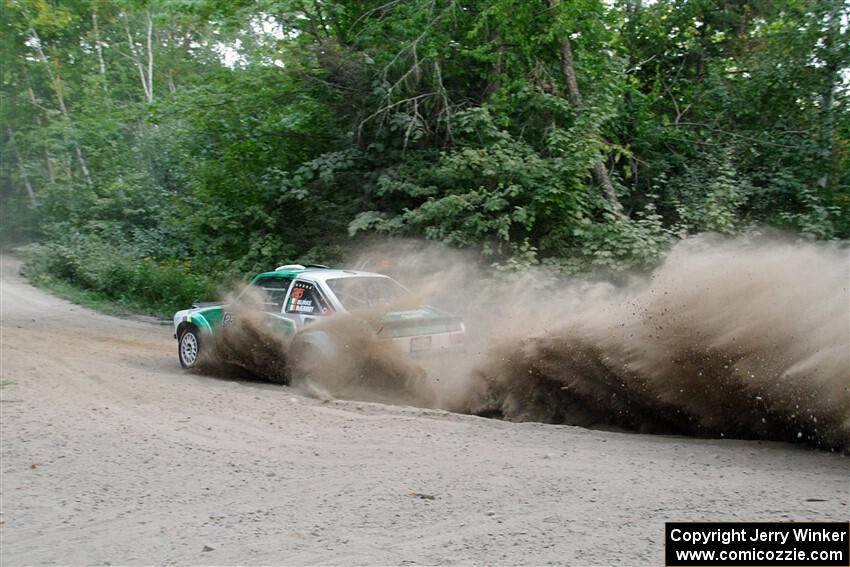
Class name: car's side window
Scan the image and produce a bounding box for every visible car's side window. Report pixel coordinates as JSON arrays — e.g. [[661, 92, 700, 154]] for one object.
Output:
[[252, 277, 293, 314], [285, 281, 329, 315]]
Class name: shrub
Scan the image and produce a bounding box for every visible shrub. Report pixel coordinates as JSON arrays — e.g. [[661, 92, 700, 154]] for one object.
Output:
[[19, 235, 216, 318]]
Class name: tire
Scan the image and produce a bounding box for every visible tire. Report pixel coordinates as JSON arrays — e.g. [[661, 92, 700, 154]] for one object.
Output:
[[289, 335, 326, 382], [178, 326, 202, 369]]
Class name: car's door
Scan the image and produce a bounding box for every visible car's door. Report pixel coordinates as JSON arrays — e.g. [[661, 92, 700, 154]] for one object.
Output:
[[252, 276, 293, 314], [225, 276, 298, 336], [281, 279, 332, 329]]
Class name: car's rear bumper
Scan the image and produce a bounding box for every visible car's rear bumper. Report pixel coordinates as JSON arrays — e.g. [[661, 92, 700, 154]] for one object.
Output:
[[386, 331, 466, 358]]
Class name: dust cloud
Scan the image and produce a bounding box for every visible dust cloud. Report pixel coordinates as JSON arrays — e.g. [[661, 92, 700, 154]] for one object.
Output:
[[288, 313, 439, 406], [204, 286, 437, 405], [204, 287, 291, 384], [205, 233, 850, 451], [460, 235, 850, 451]]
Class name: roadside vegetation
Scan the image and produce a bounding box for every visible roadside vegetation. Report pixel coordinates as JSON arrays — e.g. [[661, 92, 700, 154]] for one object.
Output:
[[2, 0, 848, 315], [20, 242, 214, 318]]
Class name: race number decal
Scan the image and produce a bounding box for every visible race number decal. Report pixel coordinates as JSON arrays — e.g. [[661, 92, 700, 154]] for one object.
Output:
[[287, 284, 315, 313]]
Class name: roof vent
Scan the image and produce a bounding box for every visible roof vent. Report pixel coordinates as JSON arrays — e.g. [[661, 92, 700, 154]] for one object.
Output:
[[275, 264, 306, 271]]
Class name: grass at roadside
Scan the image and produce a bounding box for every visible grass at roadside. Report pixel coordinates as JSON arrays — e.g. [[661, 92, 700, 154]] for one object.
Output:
[[16, 240, 218, 321], [25, 272, 172, 321]]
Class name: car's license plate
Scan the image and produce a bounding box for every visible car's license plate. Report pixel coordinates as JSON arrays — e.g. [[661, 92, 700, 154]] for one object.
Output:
[[410, 336, 432, 352]]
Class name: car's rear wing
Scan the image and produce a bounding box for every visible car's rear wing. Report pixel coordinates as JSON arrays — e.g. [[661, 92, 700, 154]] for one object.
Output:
[[191, 301, 224, 309]]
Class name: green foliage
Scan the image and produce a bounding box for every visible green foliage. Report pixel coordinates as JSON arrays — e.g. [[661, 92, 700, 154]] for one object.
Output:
[[1, 0, 847, 311], [20, 236, 216, 318]]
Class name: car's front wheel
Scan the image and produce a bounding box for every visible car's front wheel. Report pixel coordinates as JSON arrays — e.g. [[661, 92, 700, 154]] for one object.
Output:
[[178, 326, 201, 369]]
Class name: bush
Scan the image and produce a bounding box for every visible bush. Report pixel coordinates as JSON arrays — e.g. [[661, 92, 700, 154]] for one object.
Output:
[[19, 235, 216, 318]]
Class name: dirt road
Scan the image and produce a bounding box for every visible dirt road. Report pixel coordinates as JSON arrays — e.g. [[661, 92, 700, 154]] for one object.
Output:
[[1, 256, 847, 566]]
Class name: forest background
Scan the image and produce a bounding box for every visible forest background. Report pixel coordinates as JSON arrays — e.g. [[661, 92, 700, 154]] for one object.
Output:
[[1, 0, 848, 317]]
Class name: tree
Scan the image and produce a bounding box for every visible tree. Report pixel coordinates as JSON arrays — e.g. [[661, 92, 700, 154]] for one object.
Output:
[[1, 0, 845, 311]]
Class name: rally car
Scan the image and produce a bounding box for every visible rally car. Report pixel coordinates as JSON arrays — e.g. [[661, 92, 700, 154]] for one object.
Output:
[[173, 264, 465, 369]]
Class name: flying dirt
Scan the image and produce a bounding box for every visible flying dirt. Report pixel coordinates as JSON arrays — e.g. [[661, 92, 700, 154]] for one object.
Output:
[[465, 235, 850, 451], [2, 253, 849, 566], [206, 233, 850, 451], [203, 287, 439, 405]]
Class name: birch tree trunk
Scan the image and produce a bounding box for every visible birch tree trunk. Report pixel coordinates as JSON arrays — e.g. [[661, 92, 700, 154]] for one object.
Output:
[[146, 10, 154, 105], [7, 128, 38, 207], [30, 29, 93, 186], [165, 29, 178, 94], [92, 10, 108, 91], [125, 14, 153, 104], [26, 86, 57, 183]]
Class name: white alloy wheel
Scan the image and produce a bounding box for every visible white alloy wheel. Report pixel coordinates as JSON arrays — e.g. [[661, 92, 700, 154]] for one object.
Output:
[[179, 327, 200, 368]]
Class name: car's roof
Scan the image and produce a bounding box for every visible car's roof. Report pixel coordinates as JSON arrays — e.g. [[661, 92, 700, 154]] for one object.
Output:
[[300, 269, 392, 284], [252, 268, 392, 283]]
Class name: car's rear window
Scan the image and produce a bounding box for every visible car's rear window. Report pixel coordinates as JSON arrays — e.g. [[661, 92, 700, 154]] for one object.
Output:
[[252, 276, 292, 313], [326, 276, 408, 311]]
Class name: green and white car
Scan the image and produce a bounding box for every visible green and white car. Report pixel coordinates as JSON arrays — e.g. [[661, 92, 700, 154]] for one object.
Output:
[[173, 264, 465, 369]]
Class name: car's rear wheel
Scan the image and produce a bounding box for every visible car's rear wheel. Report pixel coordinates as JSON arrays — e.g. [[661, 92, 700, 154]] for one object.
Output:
[[289, 335, 326, 382], [178, 326, 201, 369]]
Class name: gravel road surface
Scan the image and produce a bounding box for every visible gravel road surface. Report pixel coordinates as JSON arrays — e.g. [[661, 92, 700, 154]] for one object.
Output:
[[1, 255, 847, 565]]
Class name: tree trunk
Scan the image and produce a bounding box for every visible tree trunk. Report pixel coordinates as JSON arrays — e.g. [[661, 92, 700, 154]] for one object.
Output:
[[557, 35, 582, 107], [45, 156, 56, 183], [30, 29, 93, 186], [92, 10, 108, 91], [7, 128, 38, 207], [818, 5, 840, 193], [27, 86, 56, 183], [165, 29, 177, 94], [125, 15, 153, 103], [482, 38, 504, 102], [167, 69, 177, 94], [146, 11, 154, 105], [550, 1, 620, 209]]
